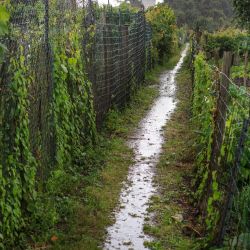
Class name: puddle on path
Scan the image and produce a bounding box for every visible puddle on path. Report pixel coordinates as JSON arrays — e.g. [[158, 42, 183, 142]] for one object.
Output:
[[103, 45, 189, 250]]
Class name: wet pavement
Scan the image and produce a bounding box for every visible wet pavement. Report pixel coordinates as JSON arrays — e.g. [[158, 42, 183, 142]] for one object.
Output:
[[104, 45, 189, 250]]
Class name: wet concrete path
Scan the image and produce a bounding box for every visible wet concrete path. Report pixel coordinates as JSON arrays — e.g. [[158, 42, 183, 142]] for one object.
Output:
[[104, 45, 189, 250]]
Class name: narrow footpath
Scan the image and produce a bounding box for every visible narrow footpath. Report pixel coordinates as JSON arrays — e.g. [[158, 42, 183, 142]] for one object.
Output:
[[104, 45, 189, 250]]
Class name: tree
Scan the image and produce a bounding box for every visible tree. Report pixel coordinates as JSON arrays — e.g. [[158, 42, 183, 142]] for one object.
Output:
[[164, 0, 233, 31], [233, 0, 250, 87], [233, 0, 250, 30], [146, 3, 176, 63]]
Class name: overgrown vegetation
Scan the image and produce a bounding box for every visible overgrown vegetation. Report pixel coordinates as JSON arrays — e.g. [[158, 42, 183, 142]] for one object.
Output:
[[233, 0, 250, 30], [164, 0, 233, 31], [146, 3, 177, 64], [0, 2, 98, 247], [0, 0, 180, 248], [192, 43, 250, 247], [0, 5, 9, 61], [202, 29, 250, 55]]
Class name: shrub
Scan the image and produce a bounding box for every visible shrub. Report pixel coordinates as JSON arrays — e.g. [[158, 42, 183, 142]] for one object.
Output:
[[146, 3, 176, 64]]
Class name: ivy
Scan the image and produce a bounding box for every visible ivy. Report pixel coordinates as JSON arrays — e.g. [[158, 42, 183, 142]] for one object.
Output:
[[51, 21, 97, 173], [192, 49, 250, 244], [206, 171, 222, 234], [193, 52, 215, 200], [0, 45, 36, 246], [53, 45, 73, 169]]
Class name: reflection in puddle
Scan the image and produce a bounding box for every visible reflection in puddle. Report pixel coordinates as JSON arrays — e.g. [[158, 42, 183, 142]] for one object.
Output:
[[104, 45, 189, 250]]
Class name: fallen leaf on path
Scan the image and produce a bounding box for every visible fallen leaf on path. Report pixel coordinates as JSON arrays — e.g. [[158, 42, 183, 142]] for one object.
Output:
[[51, 235, 58, 242]]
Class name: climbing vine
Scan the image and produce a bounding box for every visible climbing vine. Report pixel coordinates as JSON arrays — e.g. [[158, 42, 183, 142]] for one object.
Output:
[[53, 44, 73, 169], [0, 3, 98, 246], [0, 45, 36, 247], [193, 53, 226, 238], [192, 53, 215, 200], [192, 48, 250, 245], [205, 171, 222, 234], [51, 20, 97, 172]]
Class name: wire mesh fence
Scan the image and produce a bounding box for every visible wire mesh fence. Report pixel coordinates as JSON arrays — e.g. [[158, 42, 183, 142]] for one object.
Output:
[[192, 47, 250, 247], [210, 54, 250, 246], [85, 5, 152, 124], [0, 1, 152, 243], [0, 0, 152, 181]]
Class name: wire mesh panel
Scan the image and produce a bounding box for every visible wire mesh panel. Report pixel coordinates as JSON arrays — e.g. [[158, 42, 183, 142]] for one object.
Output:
[[86, 7, 152, 125], [193, 51, 250, 247], [0, 0, 97, 244], [0, 0, 50, 243], [212, 66, 250, 247], [0, 1, 152, 245]]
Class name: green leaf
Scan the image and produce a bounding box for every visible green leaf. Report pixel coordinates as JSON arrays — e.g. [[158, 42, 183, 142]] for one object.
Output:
[[0, 6, 10, 23], [61, 64, 68, 73]]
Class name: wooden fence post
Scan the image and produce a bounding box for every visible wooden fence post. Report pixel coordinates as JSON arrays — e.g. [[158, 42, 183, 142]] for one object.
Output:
[[206, 51, 235, 246], [201, 52, 233, 220]]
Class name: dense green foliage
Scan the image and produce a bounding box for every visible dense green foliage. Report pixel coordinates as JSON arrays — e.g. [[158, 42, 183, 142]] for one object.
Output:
[[146, 3, 177, 64], [193, 51, 250, 247], [0, 1, 172, 248], [192, 53, 215, 202], [233, 0, 250, 30], [0, 2, 97, 247], [202, 29, 250, 54], [193, 54, 223, 237], [0, 5, 9, 61], [165, 0, 233, 31], [0, 45, 37, 248]]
